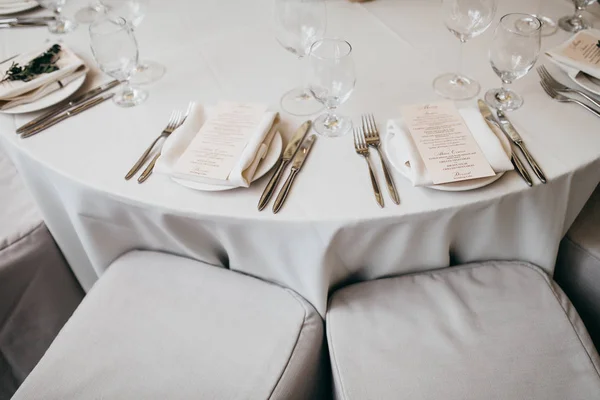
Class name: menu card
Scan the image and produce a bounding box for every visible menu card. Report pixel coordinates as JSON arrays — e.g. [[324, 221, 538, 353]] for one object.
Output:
[[172, 102, 267, 181], [558, 31, 600, 68], [401, 101, 495, 184]]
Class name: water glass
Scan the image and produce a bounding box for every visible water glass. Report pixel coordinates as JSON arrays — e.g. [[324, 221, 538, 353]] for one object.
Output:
[[533, 0, 557, 37], [274, 0, 327, 116], [559, 0, 596, 33], [90, 17, 148, 107], [433, 0, 497, 100], [307, 39, 356, 138], [37, 0, 77, 34], [485, 13, 541, 111]]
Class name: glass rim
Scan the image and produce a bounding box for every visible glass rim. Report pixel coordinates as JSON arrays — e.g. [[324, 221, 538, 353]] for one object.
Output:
[[308, 38, 353, 60], [499, 13, 542, 35], [89, 15, 129, 35]]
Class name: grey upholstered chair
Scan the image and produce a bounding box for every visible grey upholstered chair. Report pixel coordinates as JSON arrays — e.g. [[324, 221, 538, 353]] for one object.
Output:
[[327, 261, 600, 400], [12, 250, 328, 400], [555, 185, 600, 349], [0, 148, 83, 398]]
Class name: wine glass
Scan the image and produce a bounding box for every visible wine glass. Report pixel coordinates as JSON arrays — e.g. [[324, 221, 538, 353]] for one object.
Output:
[[485, 13, 541, 111], [274, 0, 327, 116], [102, 0, 165, 83], [433, 0, 497, 100], [75, 1, 106, 23], [89, 17, 148, 107], [37, 0, 77, 34], [559, 0, 596, 33], [307, 39, 356, 138], [533, 0, 557, 37]]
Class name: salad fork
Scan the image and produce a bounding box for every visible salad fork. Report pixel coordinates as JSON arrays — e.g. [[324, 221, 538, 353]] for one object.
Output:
[[362, 114, 400, 205], [537, 65, 600, 109], [540, 80, 600, 118], [353, 127, 383, 208]]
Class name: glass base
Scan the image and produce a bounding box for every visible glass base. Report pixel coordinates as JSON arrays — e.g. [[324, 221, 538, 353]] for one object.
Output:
[[534, 14, 558, 37], [114, 86, 148, 107], [75, 6, 102, 24], [48, 18, 77, 34], [130, 61, 166, 85], [559, 15, 591, 33], [433, 73, 480, 100], [484, 88, 523, 111], [313, 113, 352, 138], [280, 87, 323, 116]]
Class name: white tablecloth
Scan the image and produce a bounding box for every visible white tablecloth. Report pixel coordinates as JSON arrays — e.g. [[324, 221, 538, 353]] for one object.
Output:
[[1, 0, 599, 315]]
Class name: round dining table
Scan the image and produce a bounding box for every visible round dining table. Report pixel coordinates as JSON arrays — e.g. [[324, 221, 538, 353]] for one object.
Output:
[[1, 0, 599, 315]]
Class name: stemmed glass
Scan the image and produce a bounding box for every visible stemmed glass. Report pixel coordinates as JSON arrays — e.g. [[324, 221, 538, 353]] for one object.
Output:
[[75, 1, 106, 23], [433, 0, 497, 100], [102, 0, 165, 83], [89, 17, 148, 107], [485, 13, 541, 111], [274, 0, 327, 116], [559, 0, 596, 33], [307, 39, 356, 137], [533, 0, 557, 37], [36, 0, 77, 34]]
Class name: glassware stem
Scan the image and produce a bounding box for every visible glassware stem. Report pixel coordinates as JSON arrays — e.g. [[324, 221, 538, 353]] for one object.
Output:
[[455, 40, 464, 82]]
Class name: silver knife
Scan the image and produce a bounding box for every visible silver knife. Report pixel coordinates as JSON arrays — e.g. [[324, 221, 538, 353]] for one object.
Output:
[[21, 93, 114, 138], [17, 80, 120, 134], [477, 100, 533, 187], [0, 16, 55, 24], [273, 134, 316, 214], [496, 109, 546, 184], [258, 120, 311, 211], [0, 21, 49, 28]]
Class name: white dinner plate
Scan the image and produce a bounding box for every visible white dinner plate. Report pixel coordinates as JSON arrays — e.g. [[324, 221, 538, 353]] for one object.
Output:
[[0, 73, 87, 114], [0, 0, 38, 15], [171, 131, 283, 192], [383, 116, 511, 192]]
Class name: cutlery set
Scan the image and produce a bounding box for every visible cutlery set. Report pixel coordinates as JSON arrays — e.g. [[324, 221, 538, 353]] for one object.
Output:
[[538, 65, 600, 117], [258, 120, 315, 214]]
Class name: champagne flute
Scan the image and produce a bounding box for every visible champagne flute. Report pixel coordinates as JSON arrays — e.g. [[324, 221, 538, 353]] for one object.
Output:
[[559, 0, 596, 33], [37, 0, 77, 34], [274, 0, 327, 116], [533, 0, 557, 37], [433, 0, 497, 100], [485, 13, 541, 111], [307, 38, 356, 137], [90, 17, 148, 107]]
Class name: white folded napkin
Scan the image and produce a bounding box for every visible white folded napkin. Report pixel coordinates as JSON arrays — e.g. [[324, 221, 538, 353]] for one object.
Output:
[[546, 29, 600, 80], [155, 102, 279, 188], [0, 65, 87, 110], [0, 44, 85, 101], [386, 108, 513, 187]]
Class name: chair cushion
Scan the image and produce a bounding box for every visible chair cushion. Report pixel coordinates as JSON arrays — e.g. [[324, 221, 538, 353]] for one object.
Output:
[[12, 250, 325, 400], [327, 261, 600, 400]]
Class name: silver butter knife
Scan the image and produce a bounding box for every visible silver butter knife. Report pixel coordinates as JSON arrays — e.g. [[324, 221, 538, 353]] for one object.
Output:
[[273, 134, 316, 214], [496, 109, 546, 184], [17, 79, 120, 134], [258, 120, 311, 211], [21, 93, 114, 138], [0, 21, 49, 28], [477, 100, 533, 187]]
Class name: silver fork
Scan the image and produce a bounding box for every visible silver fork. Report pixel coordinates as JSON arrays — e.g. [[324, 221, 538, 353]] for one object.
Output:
[[353, 127, 383, 208], [362, 114, 400, 205], [540, 79, 600, 118], [537, 65, 600, 109]]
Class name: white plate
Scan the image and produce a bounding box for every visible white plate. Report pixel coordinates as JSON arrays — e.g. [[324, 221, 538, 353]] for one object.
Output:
[[0, 1, 38, 15], [0, 73, 87, 114], [383, 116, 511, 192], [171, 131, 283, 192]]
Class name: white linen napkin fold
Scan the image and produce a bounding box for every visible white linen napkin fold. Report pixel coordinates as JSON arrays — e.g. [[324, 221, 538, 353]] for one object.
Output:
[[546, 29, 600, 80], [386, 108, 513, 187], [0, 44, 85, 100], [155, 103, 279, 188]]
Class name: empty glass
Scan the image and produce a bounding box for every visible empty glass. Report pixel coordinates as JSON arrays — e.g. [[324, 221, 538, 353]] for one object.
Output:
[[307, 39, 356, 138], [485, 13, 541, 111], [37, 0, 77, 34], [90, 17, 148, 107], [559, 0, 596, 33], [102, 0, 165, 83], [533, 0, 557, 36], [433, 0, 497, 100], [274, 0, 327, 116]]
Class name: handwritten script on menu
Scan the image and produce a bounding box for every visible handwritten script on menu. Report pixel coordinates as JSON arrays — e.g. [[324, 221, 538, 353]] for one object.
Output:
[[173, 102, 267, 182], [560, 31, 600, 67], [401, 101, 495, 184]]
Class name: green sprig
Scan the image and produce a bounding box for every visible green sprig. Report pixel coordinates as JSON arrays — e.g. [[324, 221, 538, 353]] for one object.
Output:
[[1, 44, 61, 84]]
